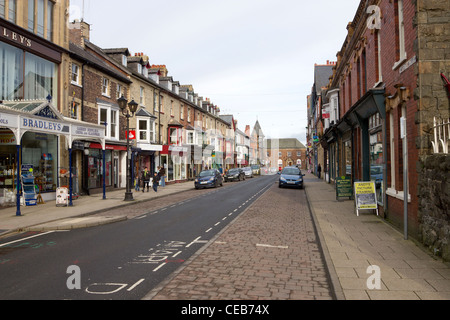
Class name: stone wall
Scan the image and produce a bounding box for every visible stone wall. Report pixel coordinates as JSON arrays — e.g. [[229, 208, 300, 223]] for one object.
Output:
[[417, 154, 450, 261], [414, 0, 450, 262]]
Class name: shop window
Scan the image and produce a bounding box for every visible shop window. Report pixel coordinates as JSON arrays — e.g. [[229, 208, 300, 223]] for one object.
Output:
[[369, 113, 384, 205], [87, 149, 112, 189], [21, 132, 57, 193], [0, 129, 17, 199], [344, 140, 352, 177]]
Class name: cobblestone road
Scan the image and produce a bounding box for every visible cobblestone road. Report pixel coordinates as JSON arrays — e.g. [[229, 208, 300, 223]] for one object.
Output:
[[145, 182, 335, 300]]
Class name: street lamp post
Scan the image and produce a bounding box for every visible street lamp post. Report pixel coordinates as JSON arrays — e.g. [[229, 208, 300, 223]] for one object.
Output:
[[118, 96, 138, 201]]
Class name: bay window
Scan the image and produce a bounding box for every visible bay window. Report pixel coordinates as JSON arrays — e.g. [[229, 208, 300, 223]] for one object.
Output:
[[99, 105, 119, 140], [137, 118, 156, 144], [169, 127, 182, 145]]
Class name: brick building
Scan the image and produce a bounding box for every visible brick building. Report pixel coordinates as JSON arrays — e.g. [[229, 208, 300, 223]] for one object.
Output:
[[321, 0, 450, 259], [69, 21, 132, 195], [266, 138, 306, 171]]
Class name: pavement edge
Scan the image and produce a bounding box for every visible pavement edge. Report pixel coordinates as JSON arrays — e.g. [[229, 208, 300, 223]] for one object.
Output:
[[304, 183, 345, 301]]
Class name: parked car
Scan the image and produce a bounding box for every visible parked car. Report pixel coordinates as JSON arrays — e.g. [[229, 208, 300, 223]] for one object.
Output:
[[251, 165, 260, 175], [224, 168, 245, 182], [194, 169, 223, 189], [279, 166, 305, 189], [242, 167, 253, 178]]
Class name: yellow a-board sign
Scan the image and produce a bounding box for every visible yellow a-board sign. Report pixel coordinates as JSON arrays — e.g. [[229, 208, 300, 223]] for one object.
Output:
[[354, 181, 378, 216]]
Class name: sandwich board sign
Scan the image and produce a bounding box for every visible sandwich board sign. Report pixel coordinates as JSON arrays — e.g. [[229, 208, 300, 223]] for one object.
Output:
[[354, 181, 378, 216], [336, 176, 352, 200]]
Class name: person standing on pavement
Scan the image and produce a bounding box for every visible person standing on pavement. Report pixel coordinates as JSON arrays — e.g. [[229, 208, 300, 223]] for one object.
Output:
[[317, 164, 322, 179], [134, 172, 140, 191], [142, 167, 150, 192], [152, 172, 160, 192], [159, 166, 166, 187]]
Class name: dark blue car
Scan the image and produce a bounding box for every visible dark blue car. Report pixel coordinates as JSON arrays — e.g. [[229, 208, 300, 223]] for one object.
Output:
[[195, 169, 223, 189], [278, 166, 305, 189]]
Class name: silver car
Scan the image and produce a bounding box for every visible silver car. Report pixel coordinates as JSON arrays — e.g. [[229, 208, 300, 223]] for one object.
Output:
[[242, 167, 253, 178]]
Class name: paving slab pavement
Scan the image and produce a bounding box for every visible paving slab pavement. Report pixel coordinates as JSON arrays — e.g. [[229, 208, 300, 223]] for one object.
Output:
[[303, 172, 450, 300]]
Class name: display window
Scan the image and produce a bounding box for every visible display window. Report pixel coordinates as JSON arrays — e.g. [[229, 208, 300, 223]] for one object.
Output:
[[20, 132, 57, 193], [0, 129, 17, 203], [87, 149, 112, 189], [369, 113, 384, 205]]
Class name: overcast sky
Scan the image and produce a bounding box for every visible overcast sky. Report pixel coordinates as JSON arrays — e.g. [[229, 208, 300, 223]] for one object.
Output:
[[69, 0, 361, 145]]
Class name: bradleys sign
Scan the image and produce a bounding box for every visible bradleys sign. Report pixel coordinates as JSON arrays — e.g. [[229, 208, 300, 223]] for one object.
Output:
[[22, 117, 64, 133]]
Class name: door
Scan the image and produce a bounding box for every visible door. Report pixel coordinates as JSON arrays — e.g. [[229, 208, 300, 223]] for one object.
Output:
[[114, 157, 119, 188]]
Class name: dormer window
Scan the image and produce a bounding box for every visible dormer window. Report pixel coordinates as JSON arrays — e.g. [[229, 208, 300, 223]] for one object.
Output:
[[137, 64, 142, 74], [122, 55, 127, 67]]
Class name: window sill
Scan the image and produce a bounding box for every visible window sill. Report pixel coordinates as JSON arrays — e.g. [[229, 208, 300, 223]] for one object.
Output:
[[386, 187, 411, 202], [392, 56, 407, 71], [71, 81, 82, 88]]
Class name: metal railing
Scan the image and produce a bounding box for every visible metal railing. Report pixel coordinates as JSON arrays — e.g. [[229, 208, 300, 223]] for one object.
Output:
[[432, 117, 450, 154]]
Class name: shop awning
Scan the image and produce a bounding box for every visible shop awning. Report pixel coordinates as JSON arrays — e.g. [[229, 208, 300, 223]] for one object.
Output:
[[0, 99, 106, 148]]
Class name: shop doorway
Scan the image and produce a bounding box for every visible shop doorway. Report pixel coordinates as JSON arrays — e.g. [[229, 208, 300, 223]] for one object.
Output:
[[114, 157, 119, 188]]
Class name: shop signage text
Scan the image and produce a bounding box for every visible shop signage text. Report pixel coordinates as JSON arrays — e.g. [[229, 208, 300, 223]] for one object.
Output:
[[0, 113, 18, 127], [72, 125, 103, 138], [1, 26, 32, 48], [22, 118, 63, 132]]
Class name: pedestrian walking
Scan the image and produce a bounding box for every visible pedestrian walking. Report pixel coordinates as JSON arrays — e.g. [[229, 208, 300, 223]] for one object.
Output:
[[152, 172, 160, 192], [159, 166, 166, 187], [134, 172, 140, 191], [142, 167, 150, 192], [317, 164, 322, 179]]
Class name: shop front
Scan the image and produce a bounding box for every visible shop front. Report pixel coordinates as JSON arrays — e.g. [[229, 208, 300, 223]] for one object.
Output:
[[135, 143, 162, 182], [84, 142, 127, 194], [161, 145, 188, 183], [0, 100, 105, 214]]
